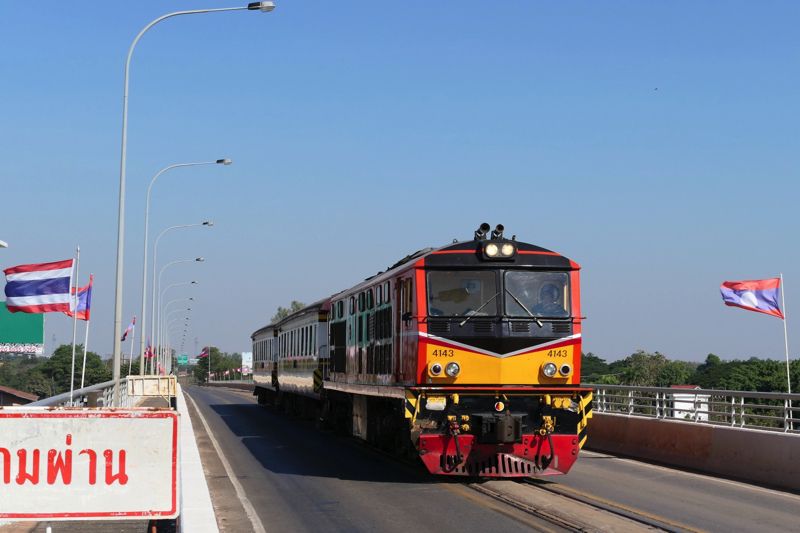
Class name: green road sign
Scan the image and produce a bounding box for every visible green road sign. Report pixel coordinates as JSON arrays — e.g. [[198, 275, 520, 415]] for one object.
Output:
[[177, 355, 189, 365]]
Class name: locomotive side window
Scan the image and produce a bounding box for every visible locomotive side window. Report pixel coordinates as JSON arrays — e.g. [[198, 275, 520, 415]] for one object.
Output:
[[504, 271, 570, 318], [427, 270, 498, 317]]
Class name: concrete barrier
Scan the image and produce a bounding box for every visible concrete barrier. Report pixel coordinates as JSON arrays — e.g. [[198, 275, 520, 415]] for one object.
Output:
[[587, 413, 800, 492], [206, 381, 254, 392]]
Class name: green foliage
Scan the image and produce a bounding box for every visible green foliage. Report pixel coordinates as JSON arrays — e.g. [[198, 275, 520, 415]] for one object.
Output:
[[619, 350, 668, 386], [0, 344, 111, 398], [580, 352, 610, 382], [583, 349, 796, 393], [656, 360, 697, 387], [44, 344, 111, 393], [191, 346, 242, 383], [270, 301, 306, 323]]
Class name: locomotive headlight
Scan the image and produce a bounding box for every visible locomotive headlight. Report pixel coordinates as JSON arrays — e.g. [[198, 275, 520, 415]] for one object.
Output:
[[485, 243, 499, 257], [445, 362, 461, 377], [542, 362, 558, 377], [430, 363, 443, 376], [500, 243, 516, 257], [559, 363, 572, 376]]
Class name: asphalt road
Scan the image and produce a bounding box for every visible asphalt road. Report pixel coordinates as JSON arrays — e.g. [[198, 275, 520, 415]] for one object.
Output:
[[185, 385, 800, 533], [543, 446, 800, 532], [184, 385, 561, 533]]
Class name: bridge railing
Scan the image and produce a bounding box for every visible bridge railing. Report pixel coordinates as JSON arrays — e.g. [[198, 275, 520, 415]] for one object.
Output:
[[588, 384, 799, 433], [27, 379, 133, 408]]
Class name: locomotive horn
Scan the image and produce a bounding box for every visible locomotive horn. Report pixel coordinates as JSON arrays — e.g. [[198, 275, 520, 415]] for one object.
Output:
[[474, 222, 491, 241], [491, 224, 504, 240]]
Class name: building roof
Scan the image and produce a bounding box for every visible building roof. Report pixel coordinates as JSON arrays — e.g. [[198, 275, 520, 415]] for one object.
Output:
[[0, 385, 39, 402]]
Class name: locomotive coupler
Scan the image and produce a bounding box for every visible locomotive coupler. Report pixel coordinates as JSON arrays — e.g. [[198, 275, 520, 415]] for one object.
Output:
[[535, 416, 556, 471], [442, 419, 464, 472]]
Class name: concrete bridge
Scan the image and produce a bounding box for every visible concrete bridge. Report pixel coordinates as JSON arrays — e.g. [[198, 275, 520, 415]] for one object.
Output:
[[1, 380, 797, 532]]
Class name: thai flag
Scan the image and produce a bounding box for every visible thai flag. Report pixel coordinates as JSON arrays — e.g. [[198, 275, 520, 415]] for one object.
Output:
[[198, 347, 209, 359], [3, 259, 74, 313], [64, 274, 93, 321], [720, 278, 784, 319]]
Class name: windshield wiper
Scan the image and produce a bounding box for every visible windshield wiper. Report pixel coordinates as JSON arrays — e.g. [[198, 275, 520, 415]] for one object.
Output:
[[459, 292, 500, 327], [504, 288, 543, 328]]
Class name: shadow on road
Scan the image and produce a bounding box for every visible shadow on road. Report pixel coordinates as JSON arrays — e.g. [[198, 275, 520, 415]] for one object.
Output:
[[206, 401, 432, 484]]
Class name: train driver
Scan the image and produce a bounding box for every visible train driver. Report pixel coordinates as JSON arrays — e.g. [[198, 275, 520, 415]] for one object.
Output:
[[532, 283, 567, 317]]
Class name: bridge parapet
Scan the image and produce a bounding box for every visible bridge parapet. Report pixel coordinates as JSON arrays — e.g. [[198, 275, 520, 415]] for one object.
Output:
[[588, 384, 799, 433], [28, 376, 177, 409]]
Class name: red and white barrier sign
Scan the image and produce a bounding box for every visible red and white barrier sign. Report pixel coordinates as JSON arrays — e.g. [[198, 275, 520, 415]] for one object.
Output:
[[0, 409, 179, 520]]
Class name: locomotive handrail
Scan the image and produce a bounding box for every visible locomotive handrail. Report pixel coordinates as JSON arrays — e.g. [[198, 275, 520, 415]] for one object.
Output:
[[587, 383, 799, 433]]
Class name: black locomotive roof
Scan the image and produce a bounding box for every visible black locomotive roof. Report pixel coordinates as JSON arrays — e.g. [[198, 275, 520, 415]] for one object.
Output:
[[422, 239, 576, 270]]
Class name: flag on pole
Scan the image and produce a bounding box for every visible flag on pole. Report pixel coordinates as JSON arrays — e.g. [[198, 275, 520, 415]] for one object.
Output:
[[720, 278, 784, 319], [145, 342, 154, 359], [64, 274, 93, 321], [120, 316, 136, 341], [3, 259, 75, 313], [198, 347, 209, 359]]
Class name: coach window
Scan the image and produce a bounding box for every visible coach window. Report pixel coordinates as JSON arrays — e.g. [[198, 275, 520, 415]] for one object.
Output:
[[349, 297, 355, 315], [367, 288, 374, 309], [358, 292, 365, 312], [384, 281, 391, 304], [338, 301, 344, 318]]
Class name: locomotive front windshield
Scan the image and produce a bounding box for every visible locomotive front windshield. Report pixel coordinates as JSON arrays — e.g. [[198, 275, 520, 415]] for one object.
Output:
[[427, 270, 570, 318], [504, 271, 570, 318], [427, 270, 498, 317]]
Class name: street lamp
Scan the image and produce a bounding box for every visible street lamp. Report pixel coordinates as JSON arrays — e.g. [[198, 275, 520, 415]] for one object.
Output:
[[139, 163, 229, 376], [162, 309, 191, 373], [145, 275, 199, 373], [155, 259, 203, 365], [111, 1, 277, 405], [160, 299, 193, 353], [0, 240, 7, 248], [146, 223, 210, 370]]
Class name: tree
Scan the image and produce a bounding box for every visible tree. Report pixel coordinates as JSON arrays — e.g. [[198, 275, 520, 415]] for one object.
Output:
[[271, 301, 305, 323], [656, 360, 696, 387], [619, 350, 668, 386], [581, 352, 610, 382], [41, 344, 111, 395]]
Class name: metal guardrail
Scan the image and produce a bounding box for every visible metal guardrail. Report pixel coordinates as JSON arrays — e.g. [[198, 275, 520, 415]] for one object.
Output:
[[27, 379, 133, 408], [588, 384, 800, 433]]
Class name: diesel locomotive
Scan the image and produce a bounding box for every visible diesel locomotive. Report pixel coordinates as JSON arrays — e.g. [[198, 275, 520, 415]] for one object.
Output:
[[252, 224, 592, 477]]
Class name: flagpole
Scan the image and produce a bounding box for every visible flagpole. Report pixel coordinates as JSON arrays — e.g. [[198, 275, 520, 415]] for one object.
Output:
[[80, 318, 90, 389], [69, 245, 80, 404], [128, 320, 136, 375], [781, 273, 791, 395], [780, 273, 793, 431]]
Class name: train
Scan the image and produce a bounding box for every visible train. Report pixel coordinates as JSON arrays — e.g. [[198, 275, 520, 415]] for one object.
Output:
[[251, 224, 592, 477]]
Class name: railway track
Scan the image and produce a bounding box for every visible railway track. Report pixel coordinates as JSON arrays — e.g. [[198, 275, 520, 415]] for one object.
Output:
[[464, 478, 701, 533]]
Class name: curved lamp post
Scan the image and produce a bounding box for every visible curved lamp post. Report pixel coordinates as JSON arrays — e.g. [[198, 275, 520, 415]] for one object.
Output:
[[111, 1, 277, 404], [144, 222, 211, 371], [139, 163, 228, 373], [159, 299, 194, 360]]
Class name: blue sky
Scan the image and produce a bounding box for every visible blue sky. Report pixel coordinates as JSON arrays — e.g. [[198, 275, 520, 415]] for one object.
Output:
[[1, 1, 798, 362]]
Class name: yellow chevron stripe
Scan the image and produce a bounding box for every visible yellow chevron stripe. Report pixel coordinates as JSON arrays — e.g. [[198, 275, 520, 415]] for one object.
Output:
[[404, 389, 419, 419]]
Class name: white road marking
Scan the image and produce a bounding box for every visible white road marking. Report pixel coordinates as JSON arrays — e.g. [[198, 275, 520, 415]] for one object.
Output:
[[185, 390, 268, 533], [581, 450, 800, 500]]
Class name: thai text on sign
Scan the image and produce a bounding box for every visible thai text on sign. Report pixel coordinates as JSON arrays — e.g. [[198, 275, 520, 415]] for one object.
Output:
[[0, 409, 178, 520]]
